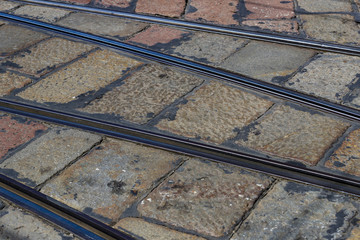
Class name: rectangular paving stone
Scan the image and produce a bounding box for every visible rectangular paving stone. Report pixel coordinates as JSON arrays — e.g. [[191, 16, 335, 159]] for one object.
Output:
[[0, 25, 48, 57], [12, 5, 71, 23], [236, 104, 350, 165], [95, 0, 132, 8], [220, 41, 315, 83], [41, 138, 187, 223], [297, 0, 353, 12], [136, 0, 186, 18], [114, 218, 206, 240], [54, 0, 91, 4], [242, 19, 298, 33], [138, 159, 273, 238], [0, 70, 31, 96], [244, 0, 295, 19], [17, 49, 142, 103], [231, 181, 358, 240], [156, 81, 273, 144], [2, 38, 94, 76], [80, 64, 204, 124], [0, 128, 101, 187], [0, 0, 20, 11]]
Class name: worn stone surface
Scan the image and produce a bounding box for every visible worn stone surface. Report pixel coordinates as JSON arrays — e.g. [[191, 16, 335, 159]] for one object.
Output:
[[81, 64, 204, 124], [0, 25, 48, 57], [136, 0, 186, 17], [157, 81, 273, 144], [57, 12, 148, 39], [348, 222, 360, 240], [297, 0, 353, 12], [0, 71, 31, 96], [286, 53, 360, 104], [54, 0, 91, 4], [95, 0, 132, 8], [0, 114, 47, 160], [301, 14, 360, 44], [325, 128, 360, 177], [12, 5, 71, 23], [0, 128, 101, 187], [41, 138, 186, 223], [244, 0, 295, 19], [242, 20, 298, 33], [115, 218, 206, 240], [138, 159, 273, 237], [17, 50, 142, 103], [236, 105, 350, 165], [231, 181, 358, 240], [185, 0, 239, 25], [2, 38, 94, 76], [0, 1, 20, 11], [220, 41, 315, 82]]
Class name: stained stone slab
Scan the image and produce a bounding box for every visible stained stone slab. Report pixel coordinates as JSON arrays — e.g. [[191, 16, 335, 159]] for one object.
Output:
[[231, 181, 359, 240], [0, 1, 20, 11], [95, 0, 133, 8], [41, 139, 187, 223], [236, 104, 350, 165], [80, 64, 204, 124], [138, 159, 273, 237], [297, 0, 353, 12], [17, 49, 142, 103], [242, 19, 298, 33], [12, 5, 71, 23], [0, 71, 31, 96], [136, 0, 186, 18], [244, 0, 295, 19], [156, 81, 273, 144]]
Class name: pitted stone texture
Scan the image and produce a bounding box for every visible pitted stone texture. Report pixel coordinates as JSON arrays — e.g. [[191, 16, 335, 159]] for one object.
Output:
[[17, 50, 142, 103], [0, 25, 48, 57], [185, 0, 239, 25], [95, 0, 132, 8], [57, 13, 148, 39], [236, 105, 349, 165], [242, 20, 298, 33], [220, 41, 315, 82], [348, 222, 360, 240], [115, 218, 206, 240], [244, 0, 295, 19], [286, 53, 360, 104], [297, 0, 353, 12], [0, 71, 31, 96], [325, 128, 360, 177], [0, 21, 4, 26], [54, 0, 91, 4], [41, 139, 186, 223], [301, 14, 360, 44], [2, 38, 94, 76], [0, 1, 20, 11], [81, 64, 203, 124], [12, 5, 71, 23], [157, 81, 273, 144], [0, 114, 47, 160], [231, 181, 358, 240], [0, 128, 101, 187], [138, 159, 273, 237], [136, 0, 186, 17]]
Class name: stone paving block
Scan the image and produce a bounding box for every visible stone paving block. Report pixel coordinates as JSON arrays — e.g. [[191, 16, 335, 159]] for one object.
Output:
[[41, 138, 187, 223], [286, 53, 360, 104], [220, 41, 315, 82], [136, 0, 186, 17], [114, 218, 206, 240], [0, 0, 20, 11], [157, 81, 273, 144], [231, 181, 358, 240], [301, 14, 360, 44], [80, 64, 204, 124], [12, 5, 71, 23], [0, 114, 47, 160], [185, 0, 239, 25], [138, 159, 273, 237], [0, 25, 48, 57], [2, 38, 94, 76], [297, 0, 353, 12], [17, 49, 142, 103], [0, 21, 4, 26], [57, 12, 148, 39], [325, 128, 360, 177], [242, 19, 298, 33], [244, 0, 295, 19], [0, 70, 31, 96], [54, 0, 91, 4], [236, 105, 350, 165], [0, 128, 101, 187], [95, 0, 132, 8]]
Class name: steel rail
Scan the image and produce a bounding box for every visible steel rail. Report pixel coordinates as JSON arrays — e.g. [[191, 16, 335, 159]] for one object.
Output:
[[14, 0, 360, 57]]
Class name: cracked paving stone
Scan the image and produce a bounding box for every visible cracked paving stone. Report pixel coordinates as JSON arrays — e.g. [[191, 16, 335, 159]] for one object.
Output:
[[135, 0, 186, 18], [156, 81, 273, 144], [80, 64, 204, 124], [220, 41, 315, 83], [41, 138, 187, 223], [0, 128, 101, 187], [243, 0, 295, 19], [114, 218, 206, 240], [95, 0, 132, 8], [57, 12, 148, 39], [231, 181, 359, 240], [12, 5, 71, 23], [2, 38, 94, 76], [297, 0, 353, 12], [138, 159, 273, 238], [0, 70, 31, 96], [242, 20, 298, 33], [236, 104, 350, 165], [17, 49, 142, 103], [286, 53, 360, 104], [0, 25, 48, 57], [0, 114, 47, 160], [0, 1, 20, 11]]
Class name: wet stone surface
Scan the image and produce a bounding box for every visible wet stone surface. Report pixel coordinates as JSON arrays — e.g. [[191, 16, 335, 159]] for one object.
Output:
[[41, 138, 186, 223], [136, 0, 186, 17], [297, 0, 353, 12], [12, 5, 71, 23], [231, 181, 359, 240], [236, 104, 350, 165], [0, 70, 31, 96]]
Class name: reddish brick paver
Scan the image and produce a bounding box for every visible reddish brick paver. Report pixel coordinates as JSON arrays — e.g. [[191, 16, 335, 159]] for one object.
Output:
[[136, 0, 186, 17], [95, 0, 132, 8], [244, 0, 295, 19]]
